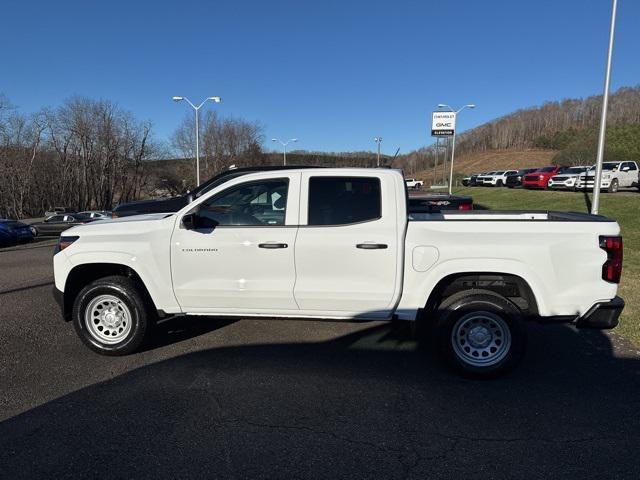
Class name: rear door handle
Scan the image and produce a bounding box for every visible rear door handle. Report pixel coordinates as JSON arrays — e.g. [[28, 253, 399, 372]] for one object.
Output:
[[356, 243, 388, 250], [258, 242, 288, 249]]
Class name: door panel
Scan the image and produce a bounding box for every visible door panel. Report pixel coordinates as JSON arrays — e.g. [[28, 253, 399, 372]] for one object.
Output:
[[170, 174, 300, 312], [293, 173, 400, 317], [171, 227, 298, 310]]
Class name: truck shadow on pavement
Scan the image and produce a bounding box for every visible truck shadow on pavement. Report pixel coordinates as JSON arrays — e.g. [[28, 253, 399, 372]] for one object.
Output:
[[1, 321, 640, 479]]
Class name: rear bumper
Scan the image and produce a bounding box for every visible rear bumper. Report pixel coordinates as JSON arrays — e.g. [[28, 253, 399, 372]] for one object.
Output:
[[576, 296, 625, 330]]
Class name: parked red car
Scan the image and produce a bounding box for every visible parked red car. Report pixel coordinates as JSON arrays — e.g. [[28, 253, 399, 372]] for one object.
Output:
[[522, 166, 566, 189]]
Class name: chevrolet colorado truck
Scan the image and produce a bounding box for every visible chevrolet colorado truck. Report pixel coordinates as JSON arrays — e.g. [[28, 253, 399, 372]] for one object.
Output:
[[53, 168, 625, 377]]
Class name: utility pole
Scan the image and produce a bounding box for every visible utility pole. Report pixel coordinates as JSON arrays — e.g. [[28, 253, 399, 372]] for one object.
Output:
[[172, 96, 221, 186], [374, 137, 383, 167], [592, 0, 618, 215], [272, 138, 297, 166]]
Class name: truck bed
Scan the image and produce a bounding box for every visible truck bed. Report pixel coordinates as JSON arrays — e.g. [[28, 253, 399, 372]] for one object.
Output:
[[409, 210, 614, 222]]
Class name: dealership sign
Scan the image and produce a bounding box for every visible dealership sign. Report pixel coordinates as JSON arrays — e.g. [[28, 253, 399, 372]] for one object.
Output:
[[431, 112, 456, 136]]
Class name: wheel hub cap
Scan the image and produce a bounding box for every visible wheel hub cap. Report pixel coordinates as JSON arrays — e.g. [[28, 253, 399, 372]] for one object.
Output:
[[468, 325, 492, 347], [84, 294, 132, 344], [451, 312, 512, 367]]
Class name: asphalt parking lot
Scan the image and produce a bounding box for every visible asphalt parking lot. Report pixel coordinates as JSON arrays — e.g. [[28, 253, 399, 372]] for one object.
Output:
[[1, 244, 640, 479]]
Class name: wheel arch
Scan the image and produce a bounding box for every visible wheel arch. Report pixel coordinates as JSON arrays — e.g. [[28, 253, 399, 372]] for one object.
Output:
[[422, 272, 539, 320], [62, 263, 156, 321]]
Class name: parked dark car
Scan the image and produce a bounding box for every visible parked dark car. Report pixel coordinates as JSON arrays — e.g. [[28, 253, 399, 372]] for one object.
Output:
[[30, 213, 95, 237], [505, 168, 538, 188], [407, 192, 473, 213], [0, 219, 35, 247], [112, 165, 324, 218], [44, 206, 75, 217]]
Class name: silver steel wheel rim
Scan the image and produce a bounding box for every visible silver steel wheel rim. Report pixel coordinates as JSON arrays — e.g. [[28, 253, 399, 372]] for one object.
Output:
[[451, 312, 512, 367], [85, 294, 132, 344]]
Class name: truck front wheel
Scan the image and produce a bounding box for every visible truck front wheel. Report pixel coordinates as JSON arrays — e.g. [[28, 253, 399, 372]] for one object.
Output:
[[72, 275, 154, 356], [435, 290, 526, 378]]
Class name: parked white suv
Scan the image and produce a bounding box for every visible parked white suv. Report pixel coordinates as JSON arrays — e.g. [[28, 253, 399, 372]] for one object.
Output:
[[480, 170, 518, 187], [405, 178, 424, 189], [52, 167, 625, 377], [576, 161, 639, 192], [547, 166, 591, 190]]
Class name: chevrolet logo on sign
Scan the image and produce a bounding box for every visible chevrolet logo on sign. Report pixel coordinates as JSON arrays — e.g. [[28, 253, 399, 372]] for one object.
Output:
[[431, 112, 456, 136]]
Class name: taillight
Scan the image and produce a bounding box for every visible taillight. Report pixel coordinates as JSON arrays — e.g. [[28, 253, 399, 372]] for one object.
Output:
[[458, 203, 472, 211], [599, 236, 623, 283], [111, 212, 119, 218]]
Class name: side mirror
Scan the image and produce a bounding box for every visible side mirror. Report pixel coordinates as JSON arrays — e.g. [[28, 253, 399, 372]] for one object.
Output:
[[182, 213, 197, 230]]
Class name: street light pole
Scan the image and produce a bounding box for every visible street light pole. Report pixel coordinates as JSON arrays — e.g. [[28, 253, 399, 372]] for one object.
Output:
[[172, 96, 221, 186], [437, 103, 476, 194], [374, 137, 382, 167], [592, 0, 618, 215], [272, 138, 297, 166]]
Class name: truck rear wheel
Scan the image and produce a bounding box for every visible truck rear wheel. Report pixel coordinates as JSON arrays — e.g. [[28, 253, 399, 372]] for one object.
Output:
[[435, 290, 526, 378], [72, 275, 154, 356]]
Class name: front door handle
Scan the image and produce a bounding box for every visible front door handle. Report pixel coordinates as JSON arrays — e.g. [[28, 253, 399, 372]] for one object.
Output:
[[258, 242, 288, 249], [356, 243, 388, 250]]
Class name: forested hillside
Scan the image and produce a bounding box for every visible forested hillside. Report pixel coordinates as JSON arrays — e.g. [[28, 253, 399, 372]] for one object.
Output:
[[396, 86, 640, 175]]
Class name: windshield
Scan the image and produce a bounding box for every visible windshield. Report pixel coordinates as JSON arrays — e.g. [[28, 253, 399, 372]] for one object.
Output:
[[494, 171, 505, 175], [589, 163, 619, 171], [537, 167, 556, 173], [565, 167, 588, 174]]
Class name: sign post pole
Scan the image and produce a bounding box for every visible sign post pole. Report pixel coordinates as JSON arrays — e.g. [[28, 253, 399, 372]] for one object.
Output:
[[448, 128, 457, 195]]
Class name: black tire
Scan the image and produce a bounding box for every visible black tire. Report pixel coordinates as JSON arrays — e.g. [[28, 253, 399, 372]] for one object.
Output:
[[72, 275, 155, 356], [607, 179, 618, 193], [30, 226, 39, 237], [496, 179, 504, 187], [435, 289, 527, 379]]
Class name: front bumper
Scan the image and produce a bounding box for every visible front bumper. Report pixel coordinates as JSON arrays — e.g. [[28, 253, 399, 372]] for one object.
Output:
[[522, 180, 546, 188], [52, 286, 69, 320], [548, 180, 576, 189], [576, 178, 611, 189], [576, 296, 624, 329]]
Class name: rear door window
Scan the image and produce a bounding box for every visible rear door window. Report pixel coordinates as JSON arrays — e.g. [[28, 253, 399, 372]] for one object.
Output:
[[308, 177, 381, 226]]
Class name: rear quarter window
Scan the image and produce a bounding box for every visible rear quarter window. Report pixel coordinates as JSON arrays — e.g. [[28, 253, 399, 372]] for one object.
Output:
[[308, 177, 381, 226]]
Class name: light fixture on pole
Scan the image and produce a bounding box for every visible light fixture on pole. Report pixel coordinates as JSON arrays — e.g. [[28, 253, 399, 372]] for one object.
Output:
[[374, 137, 383, 167], [272, 138, 297, 166], [172, 96, 221, 186], [437, 103, 476, 194], [591, 0, 618, 215]]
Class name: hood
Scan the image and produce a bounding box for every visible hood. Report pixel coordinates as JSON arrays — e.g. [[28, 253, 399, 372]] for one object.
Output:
[[113, 196, 189, 216], [99, 213, 174, 224], [64, 213, 174, 236]]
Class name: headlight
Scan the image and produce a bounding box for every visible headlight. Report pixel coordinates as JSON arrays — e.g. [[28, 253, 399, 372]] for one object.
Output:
[[54, 235, 79, 254], [603, 174, 611, 179], [539, 175, 544, 180]]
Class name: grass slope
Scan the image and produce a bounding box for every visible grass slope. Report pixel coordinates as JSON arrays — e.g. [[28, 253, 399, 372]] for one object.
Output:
[[452, 186, 639, 345]]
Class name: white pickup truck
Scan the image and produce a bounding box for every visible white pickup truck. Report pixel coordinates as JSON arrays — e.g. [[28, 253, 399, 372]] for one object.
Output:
[[53, 167, 625, 377], [576, 161, 640, 192], [404, 178, 424, 189]]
